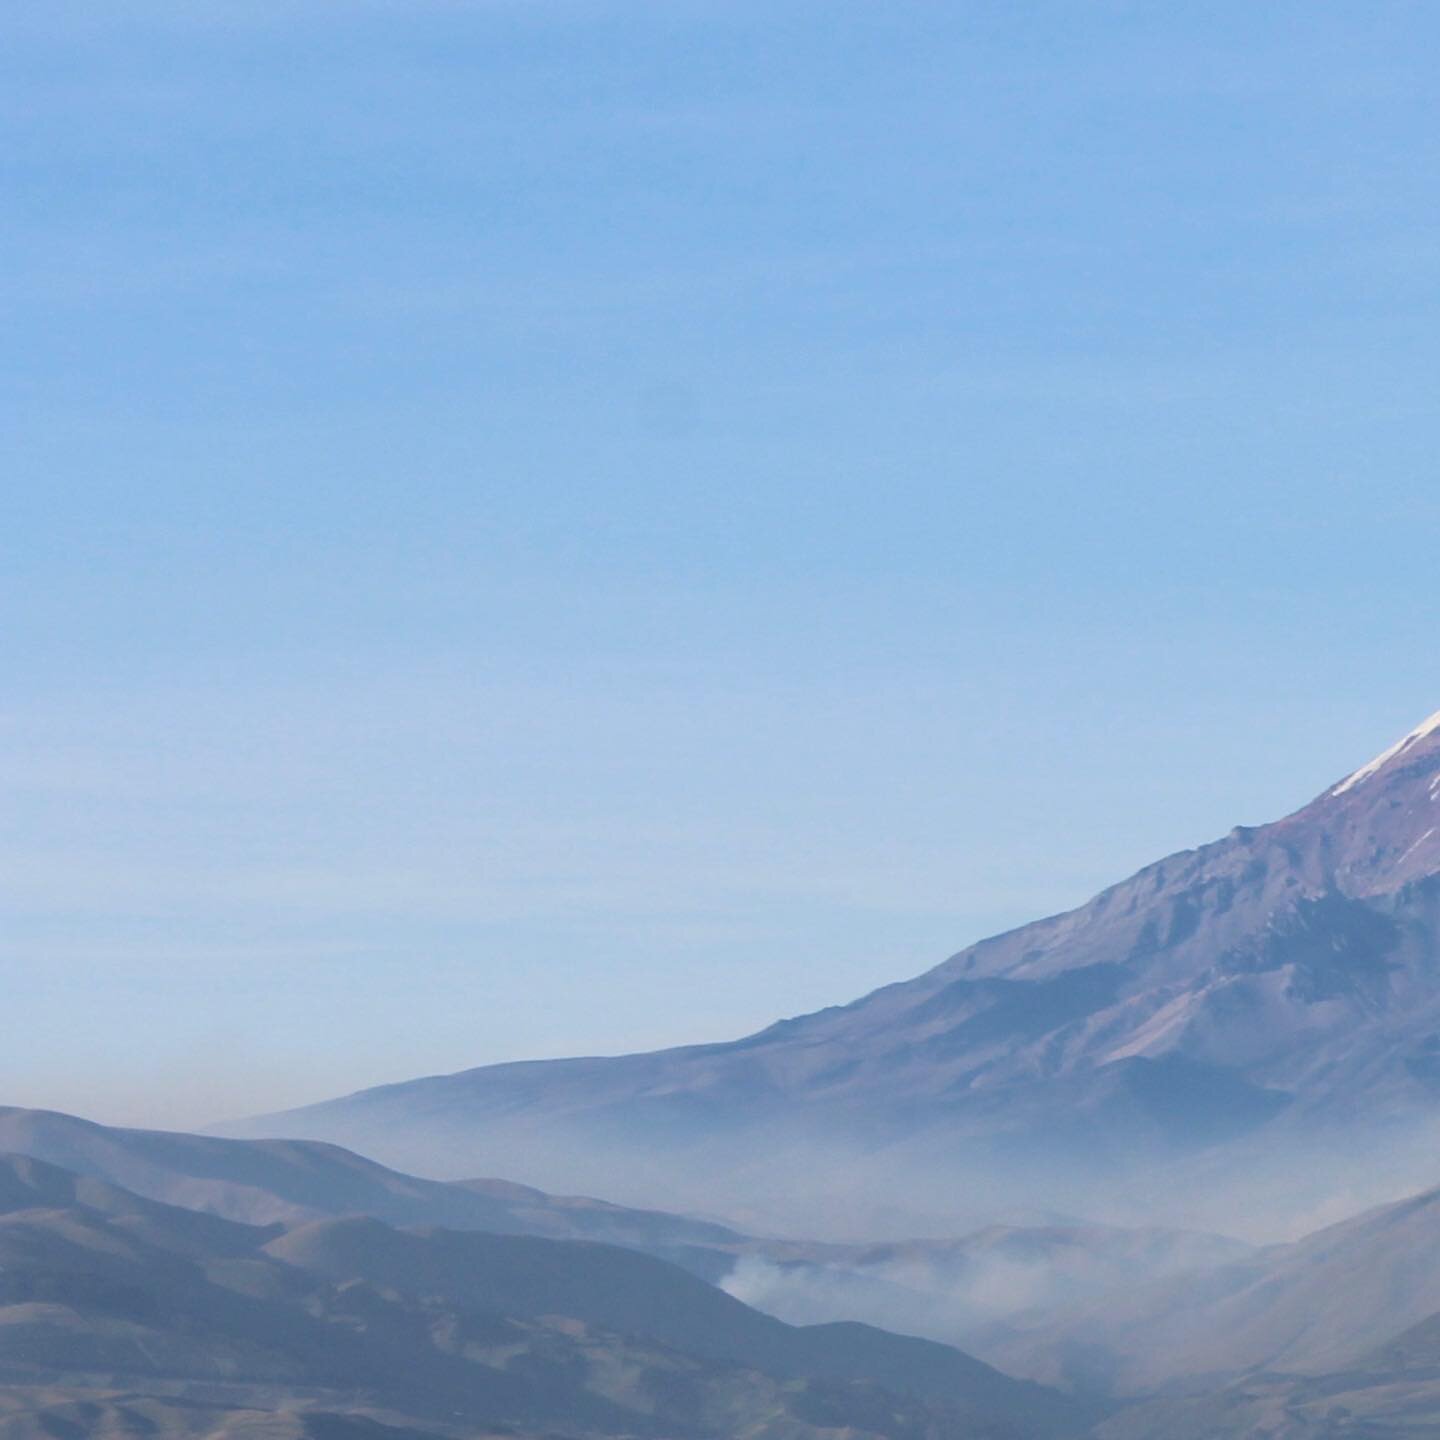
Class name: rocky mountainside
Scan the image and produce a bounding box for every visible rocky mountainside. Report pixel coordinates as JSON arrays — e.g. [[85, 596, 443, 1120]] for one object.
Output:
[[223, 710, 1440, 1232]]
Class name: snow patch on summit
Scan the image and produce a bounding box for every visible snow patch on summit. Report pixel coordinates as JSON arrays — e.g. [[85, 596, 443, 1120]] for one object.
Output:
[[1332, 709, 1440, 797]]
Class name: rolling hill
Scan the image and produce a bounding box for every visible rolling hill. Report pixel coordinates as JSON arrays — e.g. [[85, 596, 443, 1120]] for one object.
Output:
[[0, 1150, 1089, 1440]]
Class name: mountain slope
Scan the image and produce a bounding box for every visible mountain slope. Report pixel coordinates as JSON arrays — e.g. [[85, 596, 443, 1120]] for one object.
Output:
[[986, 1180, 1440, 1396], [263, 1214, 1085, 1432], [223, 710, 1440, 1230], [1092, 1298, 1440, 1440], [0, 1394, 467, 1440], [0, 1106, 742, 1256]]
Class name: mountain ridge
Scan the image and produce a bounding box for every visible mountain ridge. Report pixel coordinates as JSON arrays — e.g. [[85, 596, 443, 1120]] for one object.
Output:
[[221, 709, 1440, 1233]]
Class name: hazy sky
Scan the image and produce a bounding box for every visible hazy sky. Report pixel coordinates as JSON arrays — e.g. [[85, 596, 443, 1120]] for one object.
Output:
[[5, 1, 1439, 1129]]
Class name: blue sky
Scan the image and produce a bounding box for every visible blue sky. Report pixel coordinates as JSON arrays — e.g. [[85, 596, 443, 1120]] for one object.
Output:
[[5, 1, 1439, 1127]]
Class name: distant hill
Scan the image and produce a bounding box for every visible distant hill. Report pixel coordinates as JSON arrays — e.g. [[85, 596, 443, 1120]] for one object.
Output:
[[0, 1105, 742, 1258]]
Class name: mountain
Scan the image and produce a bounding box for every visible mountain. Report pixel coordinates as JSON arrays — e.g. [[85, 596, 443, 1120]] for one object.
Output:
[[222, 709, 1440, 1233], [0, 1395, 462, 1440], [261, 1216, 1085, 1430], [1091, 1353, 1440, 1440], [911, 1174, 1440, 1432], [1090, 1299, 1440, 1440], [984, 1178, 1440, 1397], [0, 1106, 743, 1261], [0, 1150, 1089, 1440]]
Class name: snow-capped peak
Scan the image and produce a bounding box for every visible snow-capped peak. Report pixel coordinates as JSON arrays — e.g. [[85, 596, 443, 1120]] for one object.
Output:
[[1332, 707, 1440, 797]]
